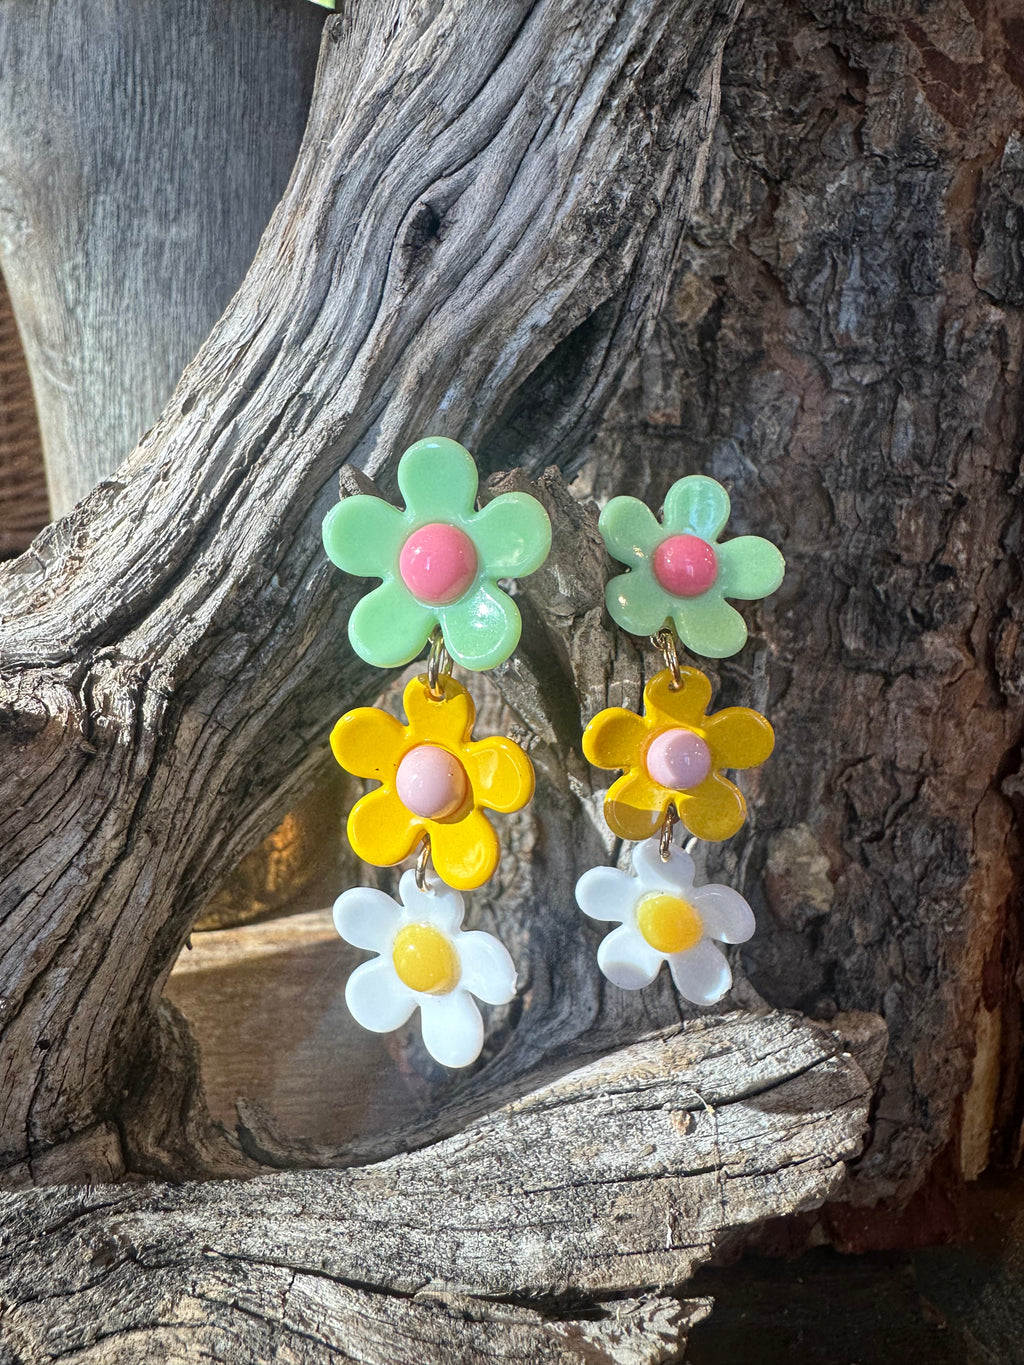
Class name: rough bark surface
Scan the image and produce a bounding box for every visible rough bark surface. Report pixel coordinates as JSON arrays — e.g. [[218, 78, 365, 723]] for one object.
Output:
[[573, 0, 1024, 1214], [0, 274, 46, 558], [0, 1014, 873, 1363]]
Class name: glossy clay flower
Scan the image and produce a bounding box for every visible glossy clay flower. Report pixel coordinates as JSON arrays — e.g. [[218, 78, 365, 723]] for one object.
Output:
[[600, 475, 784, 658], [334, 870, 517, 1067], [583, 666, 773, 842], [331, 674, 533, 890], [576, 840, 754, 1001], [322, 437, 551, 671]]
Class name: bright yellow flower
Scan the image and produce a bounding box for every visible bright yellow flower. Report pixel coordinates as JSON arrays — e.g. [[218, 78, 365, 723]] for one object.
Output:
[[331, 675, 534, 890], [582, 667, 773, 842]]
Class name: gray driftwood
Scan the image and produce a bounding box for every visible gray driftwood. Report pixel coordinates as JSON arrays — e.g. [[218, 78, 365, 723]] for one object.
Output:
[[14, 0, 1019, 1349], [0, 1012, 874, 1363], [2, 0, 1020, 1227], [0, 0, 754, 1185], [0, 0, 886, 1351]]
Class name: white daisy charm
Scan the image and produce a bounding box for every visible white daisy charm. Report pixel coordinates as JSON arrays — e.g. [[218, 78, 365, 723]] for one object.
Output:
[[333, 869, 517, 1068], [575, 839, 755, 1003]]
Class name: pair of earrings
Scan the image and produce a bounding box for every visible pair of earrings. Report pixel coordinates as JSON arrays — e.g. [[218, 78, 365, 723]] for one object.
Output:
[[322, 438, 783, 1067]]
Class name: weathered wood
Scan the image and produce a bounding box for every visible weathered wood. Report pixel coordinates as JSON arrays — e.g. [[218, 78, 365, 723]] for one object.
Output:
[[0, 0, 346, 935], [574, 0, 1024, 1215], [0, 1012, 874, 1363], [0, 1284, 708, 1365], [165, 908, 886, 1169], [154, 465, 875, 1191], [0, 0, 744, 1183], [2, 0, 1011, 1350], [0, 0, 324, 516]]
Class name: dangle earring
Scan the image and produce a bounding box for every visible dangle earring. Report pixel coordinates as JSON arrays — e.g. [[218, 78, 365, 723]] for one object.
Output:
[[575, 475, 784, 1004], [321, 437, 551, 1067]]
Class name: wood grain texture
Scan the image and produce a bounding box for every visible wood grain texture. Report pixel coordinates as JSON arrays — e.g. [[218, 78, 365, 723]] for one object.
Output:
[[0, 0, 743, 1184], [0, 273, 47, 557], [0, 0, 324, 515], [163, 908, 886, 1168], [0, 1286, 709, 1365], [0, 0, 342, 923], [0, 1012, 873, 1363]]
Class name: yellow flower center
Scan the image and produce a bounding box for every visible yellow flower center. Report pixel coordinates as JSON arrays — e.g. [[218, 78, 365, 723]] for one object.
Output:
[[636, 892, 703, 955], [392, 923, 461, 995]]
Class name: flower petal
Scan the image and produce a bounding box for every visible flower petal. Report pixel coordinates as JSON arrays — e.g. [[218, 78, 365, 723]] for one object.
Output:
[[468, 492, 551, 577], [429, 808, 500, 890], [345, 958, 417, 1032], [597, 924, 664, 990], [604, 770, 669, 842], [402, 674, 475, 745], [632, 839, 695, 895], [668, 938, 733, 1005], [397, 869, 465, 934], [704, 707, 774, 770], [419, 990, 485, 1067], [575, 865, 637, 923], [598, 496, 664, 565], [689, 884, 756, 944], [677, 772, 747, 842], [457, 930, 517, 1004], [322, 494, 407, 578], [348, 786, 422, 866], [331, 706, 406, 781], [671, 591, 749, 659], [662, 475, 731, 542], [397, 437, 479, 520], [644, 667, 712, 729], [348, 579, 436, 668], [582, 706, 648, 772], [716, 536, 785, 601], [333, 887, 401, 951], [439, 580, 521, 671], [463, 737, 534, 813], [605, 569, 672, 637]]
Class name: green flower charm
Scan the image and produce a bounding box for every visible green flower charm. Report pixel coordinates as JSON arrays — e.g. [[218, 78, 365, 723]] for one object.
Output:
[[599, 475, 785, 658], [323, 437, 551, 671]]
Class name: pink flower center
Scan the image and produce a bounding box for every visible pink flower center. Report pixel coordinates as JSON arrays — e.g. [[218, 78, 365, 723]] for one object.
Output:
[[652, 534, 718, 597], [396, 745, 469, 820], [399, 523, 478, 605], [645, 728, 712, 792]]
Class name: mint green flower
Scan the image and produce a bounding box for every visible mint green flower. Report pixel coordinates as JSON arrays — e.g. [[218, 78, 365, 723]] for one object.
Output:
[[599, 475, 785, 658], [323, 437, 551, 672]]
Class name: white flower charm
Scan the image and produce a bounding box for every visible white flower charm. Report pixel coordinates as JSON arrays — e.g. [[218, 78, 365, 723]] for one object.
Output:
[[333, 870, 517, 1067], [575, 839, 755, 1003]]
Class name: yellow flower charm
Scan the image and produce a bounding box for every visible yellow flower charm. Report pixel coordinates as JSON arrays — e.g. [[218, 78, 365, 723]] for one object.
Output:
[[582, 667, 773, 842], [331, 675, 534, 890]]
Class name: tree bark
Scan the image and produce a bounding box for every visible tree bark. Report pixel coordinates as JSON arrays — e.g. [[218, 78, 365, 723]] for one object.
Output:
[[579, 0, 1024, 1224], [0, 274, 47, 557]]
